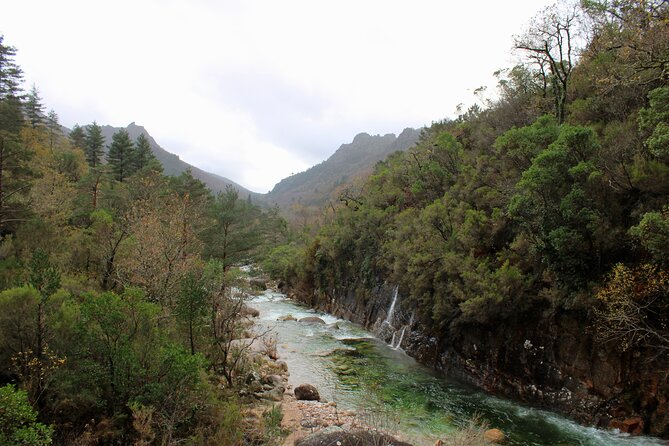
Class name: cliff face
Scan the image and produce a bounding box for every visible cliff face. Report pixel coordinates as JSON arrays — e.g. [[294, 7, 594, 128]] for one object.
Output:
[[289, 283, 669, 438]]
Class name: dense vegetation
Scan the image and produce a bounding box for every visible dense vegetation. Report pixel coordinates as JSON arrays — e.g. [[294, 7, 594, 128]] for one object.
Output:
[[0, 35, 289, 445], [266, 0, 669, 432]]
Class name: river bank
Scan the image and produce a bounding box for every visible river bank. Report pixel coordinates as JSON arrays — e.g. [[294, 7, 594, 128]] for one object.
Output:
[[248, 288, 667, 445]]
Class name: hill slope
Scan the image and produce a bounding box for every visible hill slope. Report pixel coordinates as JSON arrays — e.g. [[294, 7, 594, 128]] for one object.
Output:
[[266, 128, 420, 209], [99, 123, 258, 198]]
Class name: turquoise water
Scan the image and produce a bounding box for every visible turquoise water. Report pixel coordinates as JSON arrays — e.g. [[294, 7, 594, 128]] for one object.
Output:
[[250, 291, 667, 446]]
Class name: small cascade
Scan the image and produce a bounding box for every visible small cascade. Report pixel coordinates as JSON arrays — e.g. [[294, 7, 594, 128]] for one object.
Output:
[[392, 326, 406, 350], [384, 286, 399, 325]]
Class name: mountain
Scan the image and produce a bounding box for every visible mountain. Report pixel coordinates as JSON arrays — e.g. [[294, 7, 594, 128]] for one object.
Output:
[[99, 123, 258, 198], [265, 128, 421, 209]]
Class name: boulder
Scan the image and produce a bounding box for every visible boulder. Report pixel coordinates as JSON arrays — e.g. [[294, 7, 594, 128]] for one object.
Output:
[[294, 383, 320, 401], [483, 428, 505, 444], [258, 386, 284, 401], [249, 278, 267, 291], [277, 314, 297, 321], [610, 417, 644, 434], [240, 305, 260, 318], [263, 374, 284, 387], [299, 316, 326, 324]]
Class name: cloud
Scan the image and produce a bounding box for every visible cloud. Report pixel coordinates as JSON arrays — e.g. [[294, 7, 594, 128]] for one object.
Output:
[[3, 0, 557, 193]]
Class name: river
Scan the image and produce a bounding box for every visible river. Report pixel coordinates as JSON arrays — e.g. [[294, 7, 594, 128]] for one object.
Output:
[[250, 290, 667, 446]]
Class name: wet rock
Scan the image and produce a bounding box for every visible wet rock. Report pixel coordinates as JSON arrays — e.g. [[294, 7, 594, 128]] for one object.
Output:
[[277, 314, 297, 321], [610, 417, 644, 434], [483, 428, 505, 443], [299, 316, 326, 324], [295, 384, 320, 401], [327, 322, 341, 330], [240, 305, 260, 318]]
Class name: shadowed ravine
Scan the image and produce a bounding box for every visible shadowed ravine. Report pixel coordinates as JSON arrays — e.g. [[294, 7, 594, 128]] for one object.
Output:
[[251, 290, 667, 446]]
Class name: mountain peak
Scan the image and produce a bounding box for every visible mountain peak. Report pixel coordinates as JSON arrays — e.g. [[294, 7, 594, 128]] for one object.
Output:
[[267, 128, 420, 208]]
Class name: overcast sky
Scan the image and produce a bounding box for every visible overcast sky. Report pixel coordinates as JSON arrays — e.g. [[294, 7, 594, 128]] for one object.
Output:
[[3, 0, 554, 193]]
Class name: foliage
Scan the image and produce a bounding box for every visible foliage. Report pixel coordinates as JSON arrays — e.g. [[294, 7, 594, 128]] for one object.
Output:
[[84, 121, 105, 168], [595, 263, 669, 352], [0, 34, 291, 445], [107, 129, 135, 182], [0, 384, 53, 446]]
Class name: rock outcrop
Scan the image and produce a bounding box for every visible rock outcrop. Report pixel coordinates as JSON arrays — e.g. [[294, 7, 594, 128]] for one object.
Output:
[[290, 283, 669, 437]]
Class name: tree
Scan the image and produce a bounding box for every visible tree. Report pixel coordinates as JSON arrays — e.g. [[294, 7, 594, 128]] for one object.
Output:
[[133, 133, 158, 172], [203, 186, 261, 271], [515, 2, 582, 123], [45, 110, 59, 151], [0, 36, 33, 235], [118, 193, 203, 303], [28, 249, 60, 364], [107, 129, 134, 182], [0, 384, 53, 446], [508, 123, 606, 283], [68, 124, 85, 151], [84, 121, 104, 168], [596, 263, 669, 353], [638, 86, 669, 159], [582, 0, 668, 87], [175, 272, 209, 355], [24, 84, 44, 129]]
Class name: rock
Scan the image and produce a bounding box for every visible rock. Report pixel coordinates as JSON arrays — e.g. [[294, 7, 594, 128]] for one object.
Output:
[[277, 314, 297, 321], [245, 371, 261, 385], [610, 417, 644, 434], [249, 278, 267, 291], [294, 383, 320, 401], [483, 428, 505, 443], [263, 374, 284, 387], [275, 360, 288, 372], [299, 316, 326, 324], [260, 386, 284, 401], [434, 441, 444, 446], [327, 322, 341, 330], [240, 305, 260, 318], [295, 430, 413, 446]]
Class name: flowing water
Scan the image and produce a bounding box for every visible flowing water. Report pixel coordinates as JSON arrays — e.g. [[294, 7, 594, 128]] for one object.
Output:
[[250, 290, 667, 446]]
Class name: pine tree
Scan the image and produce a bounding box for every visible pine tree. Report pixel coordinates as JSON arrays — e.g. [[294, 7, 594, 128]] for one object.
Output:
[[24, 84, 44, 128], [133, 133, 157, 172], [46, 109, 59, 150], [69, 124, 85, 150], [84, 121, 105, 167], [0, 35, 33, 234], [0, 35, 24, 135], [107, 129, 135, 182]]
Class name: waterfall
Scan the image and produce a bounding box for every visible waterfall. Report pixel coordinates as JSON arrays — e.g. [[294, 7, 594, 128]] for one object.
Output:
[[384, 286, 399, 325], [392, 326, 406, 350]]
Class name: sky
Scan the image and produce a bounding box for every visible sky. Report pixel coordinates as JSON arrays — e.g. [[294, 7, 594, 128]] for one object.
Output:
[[3, 0, 555, 193]]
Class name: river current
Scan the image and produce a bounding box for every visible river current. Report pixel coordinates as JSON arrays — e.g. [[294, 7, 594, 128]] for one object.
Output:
[[250, 290, 667, 446]]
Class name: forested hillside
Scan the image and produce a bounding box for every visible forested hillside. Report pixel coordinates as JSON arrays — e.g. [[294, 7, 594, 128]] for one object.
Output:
[[266, 129, 420, 211], [0, 36, 289, 445], [98, 123, 259, 197], [266, 0, 669, 436]]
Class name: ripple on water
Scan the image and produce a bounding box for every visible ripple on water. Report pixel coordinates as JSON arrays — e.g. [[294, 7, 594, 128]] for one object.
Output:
[[250, 292, 668, 446]]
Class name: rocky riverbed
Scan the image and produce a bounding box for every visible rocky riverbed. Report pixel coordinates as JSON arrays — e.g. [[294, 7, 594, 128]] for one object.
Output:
[[245, 287, 668, 445]]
